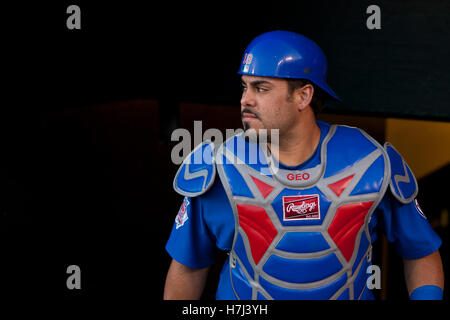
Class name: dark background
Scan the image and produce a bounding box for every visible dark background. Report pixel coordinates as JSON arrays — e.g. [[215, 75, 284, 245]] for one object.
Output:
[[1, 0, 448, 304]]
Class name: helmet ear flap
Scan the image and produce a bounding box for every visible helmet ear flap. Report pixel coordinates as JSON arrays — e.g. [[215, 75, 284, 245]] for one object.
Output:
[[238, 30, 341, 102]]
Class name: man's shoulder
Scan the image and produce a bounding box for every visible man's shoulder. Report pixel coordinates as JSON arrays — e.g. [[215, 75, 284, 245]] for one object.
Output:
[[327, 122, 418, 204], [383, 142, 418, 204], [173, 140, 216, 197], [323, 123, 387, 166], [330, 123, 379, 144]]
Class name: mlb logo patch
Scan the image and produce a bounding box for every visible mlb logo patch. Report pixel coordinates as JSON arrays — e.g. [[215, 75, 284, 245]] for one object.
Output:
[[282, 194, 320, 221], [175, 197, 190, 229]]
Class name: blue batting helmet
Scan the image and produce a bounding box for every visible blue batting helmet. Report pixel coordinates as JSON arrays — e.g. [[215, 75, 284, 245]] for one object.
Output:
[[238, 30, 340, 101]]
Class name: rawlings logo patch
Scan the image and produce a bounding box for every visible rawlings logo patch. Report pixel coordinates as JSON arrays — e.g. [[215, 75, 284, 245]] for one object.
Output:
[[282, 195, 320, 221], [175, 197, 190, 229]]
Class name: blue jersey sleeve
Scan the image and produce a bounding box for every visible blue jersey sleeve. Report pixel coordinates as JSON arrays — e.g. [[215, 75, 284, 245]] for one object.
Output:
[[165, 180, 235, 268], [165, 195, 218, 269], [376, 192, 442, 259]]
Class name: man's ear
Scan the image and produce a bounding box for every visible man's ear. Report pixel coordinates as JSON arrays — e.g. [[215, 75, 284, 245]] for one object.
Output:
[[295, 84, 314, 111]]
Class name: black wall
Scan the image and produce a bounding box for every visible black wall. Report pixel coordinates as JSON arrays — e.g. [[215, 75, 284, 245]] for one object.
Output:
[[1, 0, 449, 304]]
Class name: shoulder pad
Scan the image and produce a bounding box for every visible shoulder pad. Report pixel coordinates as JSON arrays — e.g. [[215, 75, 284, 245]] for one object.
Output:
[[384, 142, 418, 203], [173, 140, 216, 197]]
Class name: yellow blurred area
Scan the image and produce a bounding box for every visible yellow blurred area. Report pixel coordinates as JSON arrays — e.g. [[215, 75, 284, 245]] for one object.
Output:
[[385, 118, 450, 179]]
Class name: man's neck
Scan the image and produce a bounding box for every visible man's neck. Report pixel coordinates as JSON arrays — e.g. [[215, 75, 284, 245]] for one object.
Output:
[[269, 119, 321, 167]]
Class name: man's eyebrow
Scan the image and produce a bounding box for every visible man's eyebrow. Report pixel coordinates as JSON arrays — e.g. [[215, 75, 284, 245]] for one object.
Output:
[[241, 80, 273, 87]]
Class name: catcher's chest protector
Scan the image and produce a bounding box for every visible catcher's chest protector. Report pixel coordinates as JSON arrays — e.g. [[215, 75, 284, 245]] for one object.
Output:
[[216, 123, 390, 300]]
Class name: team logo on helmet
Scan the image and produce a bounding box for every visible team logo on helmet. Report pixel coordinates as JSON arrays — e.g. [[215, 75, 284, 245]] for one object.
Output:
[[242, 53, 253, 73]]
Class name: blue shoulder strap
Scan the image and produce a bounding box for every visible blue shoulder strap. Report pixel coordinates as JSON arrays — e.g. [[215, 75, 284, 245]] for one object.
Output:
[[173, 141, 216, 197], [384, 142, 418, 204]]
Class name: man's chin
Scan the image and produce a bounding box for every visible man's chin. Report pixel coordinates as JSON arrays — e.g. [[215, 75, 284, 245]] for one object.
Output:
[[242, 127, 274, 144], [242, 120, 261, 131], [243, 125, 260, 135]]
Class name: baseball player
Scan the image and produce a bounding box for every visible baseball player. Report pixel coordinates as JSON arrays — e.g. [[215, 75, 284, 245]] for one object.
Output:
[[164, 31, 444, 300]]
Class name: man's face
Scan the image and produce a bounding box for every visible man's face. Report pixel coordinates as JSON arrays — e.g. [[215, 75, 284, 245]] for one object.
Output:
[[240, 75, 297, 136]]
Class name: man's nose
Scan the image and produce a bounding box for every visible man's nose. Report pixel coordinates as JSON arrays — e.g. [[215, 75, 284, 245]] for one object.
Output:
[[240, 89, 255, 107]]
